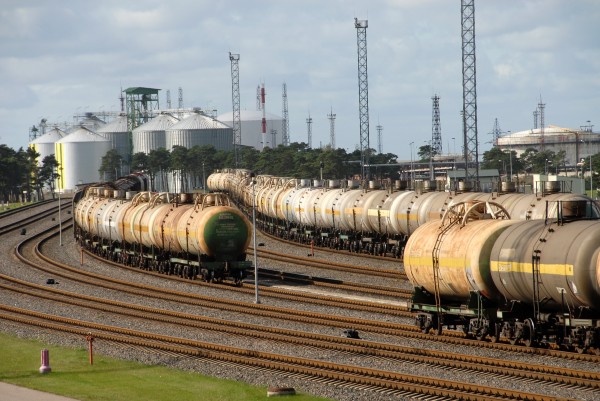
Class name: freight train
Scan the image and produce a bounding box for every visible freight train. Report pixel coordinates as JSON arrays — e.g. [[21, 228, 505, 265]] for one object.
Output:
[[208, 169, 600, 352], [207, 169, 595, 257], [73, 173, 253, 284], [405, 199, 600, 354]]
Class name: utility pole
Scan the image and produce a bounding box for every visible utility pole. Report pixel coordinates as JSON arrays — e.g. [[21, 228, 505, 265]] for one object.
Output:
[[376, 123, 383, 154], [229, 53, 242, 166], [431, 94, 442, 155], [355, 18, 371, 181]]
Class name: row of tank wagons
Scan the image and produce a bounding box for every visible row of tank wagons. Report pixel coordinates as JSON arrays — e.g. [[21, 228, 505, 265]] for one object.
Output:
[[73, 184, 253, 285], [404, 199, 600, 354], [207, 169, 598, 257]]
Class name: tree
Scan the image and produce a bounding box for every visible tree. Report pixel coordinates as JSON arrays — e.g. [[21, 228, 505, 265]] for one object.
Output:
[[99, 149, 123, 181], [39, 155, 60, 200], [131, 152, 149, 173]]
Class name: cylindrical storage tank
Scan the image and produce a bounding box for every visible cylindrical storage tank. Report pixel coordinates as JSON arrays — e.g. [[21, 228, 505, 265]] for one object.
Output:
[[101, 198, 131, 243], [357, 190, 392, 233], [300, 179, 311, 187], [165, 111, 234, 152], [508, 193, 597, 221], [368, 181, 380, 190], [385, 190, 417, 235], [544, 181, 561, 193], [336, 190, 367, 231], [404, 219, 519, 302], [394, 180, 407, 190], [298, 188, 327, 226], [328, 180, 340, 189], [55, 126, 111, 191], [96, 114, 130, 161], [490, 219, 600, 311], [458, 181, 472, 192], [150, 203, 193, 253], [176, 206, 252, 260], [500, 181, 516, 193], [132, 113, 179, 154], [313, 180, 323, 188], [347, 180, 360, 189], [422, 180, 435, 192], [315, 188, 347, 229], [29, 127, 67, 167]]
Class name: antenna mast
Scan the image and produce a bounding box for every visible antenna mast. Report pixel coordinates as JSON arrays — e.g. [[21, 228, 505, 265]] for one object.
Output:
[[432, 94, 442, 155], [281, 83, 290, 146], [306, 113, 313, 148], [328, 108, 336, 149]]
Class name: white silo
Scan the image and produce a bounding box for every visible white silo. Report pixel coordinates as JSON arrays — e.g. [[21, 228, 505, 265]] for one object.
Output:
[[132, 113, 179, 154], [166, 109, 234, 151], [96, 113, 130, 161], [29, 127, 67, 166], [55, 126, 111, 191], [216, 110, 283, 150]]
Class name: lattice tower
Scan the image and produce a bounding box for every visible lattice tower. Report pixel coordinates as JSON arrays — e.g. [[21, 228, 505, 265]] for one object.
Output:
[[432, 94, 442, 155], [229, 53, 242, 166], [281, 83, 290, 146], [355, 18, 370, 180], [328, 108, 336, 149], [461, 0, 479, 189]]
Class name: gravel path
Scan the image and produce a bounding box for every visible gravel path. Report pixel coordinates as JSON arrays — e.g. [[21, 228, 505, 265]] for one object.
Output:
[[1, 209, 599, 401]]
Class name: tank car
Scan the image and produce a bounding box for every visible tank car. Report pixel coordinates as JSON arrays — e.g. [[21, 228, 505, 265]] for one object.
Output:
[[208, 169, 597, 259], [405, 199, 600, 354], [73, 177, 252, 285]]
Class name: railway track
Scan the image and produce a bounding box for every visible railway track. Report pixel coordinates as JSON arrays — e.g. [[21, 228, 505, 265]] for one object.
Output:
[[2, 202, 599, 400], [1, 305, 594, 400]]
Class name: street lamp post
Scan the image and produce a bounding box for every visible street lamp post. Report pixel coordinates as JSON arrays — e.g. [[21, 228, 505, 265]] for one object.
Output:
[[409, 142, 414, 184], [251, 176, 260, 304]]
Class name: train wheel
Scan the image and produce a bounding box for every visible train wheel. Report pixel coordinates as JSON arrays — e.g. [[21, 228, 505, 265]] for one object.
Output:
[[476, 328, 488, 341], [523, 319, 536, 347], [489, 324, 501, 343], [575, 346, 588, 354]]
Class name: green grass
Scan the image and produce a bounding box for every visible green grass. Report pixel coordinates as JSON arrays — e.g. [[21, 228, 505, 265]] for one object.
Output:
[[0, 332, 330, 401]]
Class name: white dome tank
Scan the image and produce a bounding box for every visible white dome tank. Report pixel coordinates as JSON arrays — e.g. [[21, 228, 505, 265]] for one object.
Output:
[[132, 113, 179, 154], [29, 127, 67, 166], [96, 113, 130, 160], [55, 126, 111, 191], [166, 110, 233, 151]]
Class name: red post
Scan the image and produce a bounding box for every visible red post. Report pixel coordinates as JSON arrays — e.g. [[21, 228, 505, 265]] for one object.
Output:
[[86, 334, 94, 365], [310, 239, 315, 257], [39, 349, 51, 373]]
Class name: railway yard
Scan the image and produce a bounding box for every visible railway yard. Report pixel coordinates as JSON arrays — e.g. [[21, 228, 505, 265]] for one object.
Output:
[[1, 199, 600, 400]]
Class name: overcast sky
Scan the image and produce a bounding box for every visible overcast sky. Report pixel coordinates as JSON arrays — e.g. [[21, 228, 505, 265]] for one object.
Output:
[[1, 0, 598, 160]]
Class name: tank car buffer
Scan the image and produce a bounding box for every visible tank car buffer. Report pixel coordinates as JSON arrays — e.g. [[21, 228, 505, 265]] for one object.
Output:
[[405, 199, 600, 354]]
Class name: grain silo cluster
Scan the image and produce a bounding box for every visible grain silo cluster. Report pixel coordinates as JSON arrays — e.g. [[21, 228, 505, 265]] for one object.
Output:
[[27, 86, 284, 192]]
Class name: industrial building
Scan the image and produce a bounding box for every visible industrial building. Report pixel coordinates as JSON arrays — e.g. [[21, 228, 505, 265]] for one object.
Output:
[[96, 113, 130, 161], [217, 109, 283, 150], [496, 125, 600, 167], [132, 112, 179, 154]]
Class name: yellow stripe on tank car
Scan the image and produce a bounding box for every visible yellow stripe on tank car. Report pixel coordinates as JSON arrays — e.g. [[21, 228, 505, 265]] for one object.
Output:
[[325, 209, 340, 215], [491, 261, 574, 276], [344, 208, 363, 214], [395, 213, 419, 221], [367, 209, 389, 217]]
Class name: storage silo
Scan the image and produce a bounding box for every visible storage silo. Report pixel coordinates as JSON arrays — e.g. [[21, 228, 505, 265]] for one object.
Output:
[[96, 113, 130, 160], [217, 110, 283, 149], [67, 112, 106, 133], [55, 126, 111, 191], [166, 109, 233, 151], [132, 113, 179, 154], [29, 127, 67, 166]]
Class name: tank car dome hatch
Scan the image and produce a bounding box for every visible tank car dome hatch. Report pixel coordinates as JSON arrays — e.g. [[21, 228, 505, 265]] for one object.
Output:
[[132, 113, 179, 154], [29, 127, 67, 166], [217, 109, 284, 150], [96, 113, 130, 160], [166, 111, 233, 152], [55, 126, 111, 191]]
